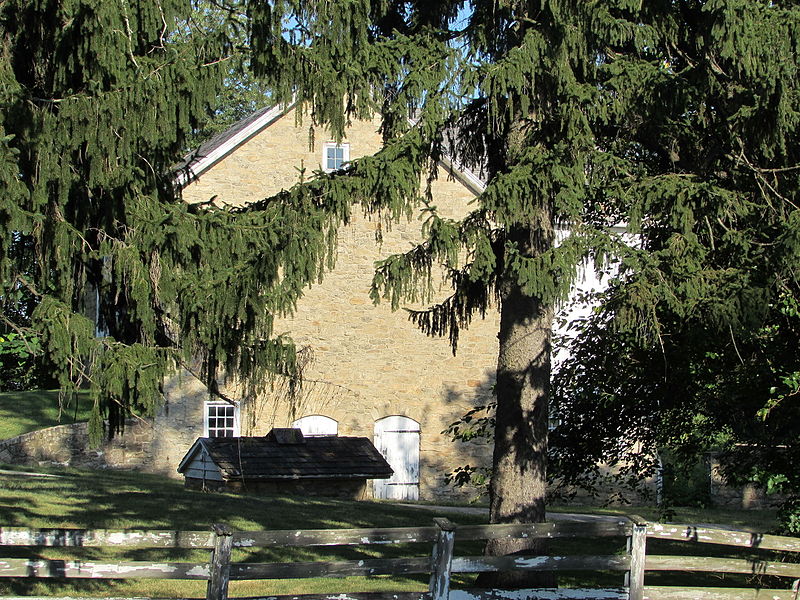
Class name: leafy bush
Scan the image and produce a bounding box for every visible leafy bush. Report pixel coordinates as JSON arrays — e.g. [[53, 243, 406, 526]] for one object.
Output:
[[0, 333, 42, 391]]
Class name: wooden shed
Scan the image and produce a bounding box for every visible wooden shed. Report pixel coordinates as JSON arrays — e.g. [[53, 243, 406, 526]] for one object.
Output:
[[177, 428, 393, 498]]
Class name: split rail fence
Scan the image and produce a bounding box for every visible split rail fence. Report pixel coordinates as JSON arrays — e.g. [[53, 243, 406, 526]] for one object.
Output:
[[1, 517, 799, 600]]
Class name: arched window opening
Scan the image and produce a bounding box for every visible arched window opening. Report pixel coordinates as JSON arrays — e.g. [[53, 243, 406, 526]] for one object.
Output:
[[292, 414, 338, 436]]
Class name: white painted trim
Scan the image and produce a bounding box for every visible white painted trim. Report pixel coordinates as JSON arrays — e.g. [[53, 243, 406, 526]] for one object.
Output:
[[177, 438, 208, 472], [437, 154, 486, 195], [177, 104, 487, 198], [175, 104, 290, 187], [322, 142, 350, 172], [203, 400, 240, 438], [292, 414, 339, 436]]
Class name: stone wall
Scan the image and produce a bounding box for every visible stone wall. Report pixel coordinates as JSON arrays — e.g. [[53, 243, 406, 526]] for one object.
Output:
[[0, 420, 155, 471], [0, 418, 779, 509], [709, 454, 785, 509]]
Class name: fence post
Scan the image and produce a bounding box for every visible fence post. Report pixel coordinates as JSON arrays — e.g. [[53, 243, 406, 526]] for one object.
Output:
[[207, 523, 233, 600], [626, 516, 647, 600], [429, 517, 457, 600]]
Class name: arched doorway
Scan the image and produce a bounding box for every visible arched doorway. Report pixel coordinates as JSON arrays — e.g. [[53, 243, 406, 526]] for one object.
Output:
[[373, 416, 420, 500]]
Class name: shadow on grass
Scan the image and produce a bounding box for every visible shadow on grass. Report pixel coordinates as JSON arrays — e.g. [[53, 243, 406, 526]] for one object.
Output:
[[0, 464, 484, 597]]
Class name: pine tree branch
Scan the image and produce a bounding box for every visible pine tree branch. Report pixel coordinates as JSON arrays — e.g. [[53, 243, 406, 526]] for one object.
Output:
[[120, 0, 141, 71], [733, 138, 800, 211], [12, 275, 42, 299], [202, 55, 235, 67], [178, 359, 238, 405]]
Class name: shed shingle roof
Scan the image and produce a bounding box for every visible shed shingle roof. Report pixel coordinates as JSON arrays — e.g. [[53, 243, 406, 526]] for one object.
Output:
[[178, 431, 393, 481]]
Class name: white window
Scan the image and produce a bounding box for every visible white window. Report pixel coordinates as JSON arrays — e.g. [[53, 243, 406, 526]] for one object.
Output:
[[323, 142, 349, 172], [204, 401, 240, 438], [292, 414, 338, 436]]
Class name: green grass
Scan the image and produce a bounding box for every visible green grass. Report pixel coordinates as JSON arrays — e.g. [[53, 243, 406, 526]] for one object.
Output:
[[547, 504, 779, 532], [0, 463, 482, 531], [0, 389, 93, 440], [0, 464, 792, 598], [0, 464, 484, 598]]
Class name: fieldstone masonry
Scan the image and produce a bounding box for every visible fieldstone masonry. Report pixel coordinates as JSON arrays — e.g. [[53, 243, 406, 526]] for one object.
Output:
[[170, 107, 500, 501], [0, 420, 155, 471], [18, 109, 470, 499]]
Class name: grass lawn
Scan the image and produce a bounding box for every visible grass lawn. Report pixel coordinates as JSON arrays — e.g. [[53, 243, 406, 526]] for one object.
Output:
[[547, 503, 779, 533], [0, 464, 791, 598], [0, 389, 93, 440], [0, 464, 484, 598]]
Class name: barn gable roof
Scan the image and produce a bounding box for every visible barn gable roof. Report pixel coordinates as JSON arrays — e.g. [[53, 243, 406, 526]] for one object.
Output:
[[177, 430, 393, 481], [175, 104, 288, 187], [175, 103, 486, 194]]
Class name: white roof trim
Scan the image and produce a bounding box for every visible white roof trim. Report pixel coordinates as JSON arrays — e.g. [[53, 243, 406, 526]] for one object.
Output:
[[176, 437, 211, 473], [175, 104, 290, 187], [177, 103, 485, 197], [437, 154, 486, 195]]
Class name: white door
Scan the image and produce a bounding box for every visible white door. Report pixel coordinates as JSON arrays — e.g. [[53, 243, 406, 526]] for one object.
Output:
[[373, 416, 420, 501]]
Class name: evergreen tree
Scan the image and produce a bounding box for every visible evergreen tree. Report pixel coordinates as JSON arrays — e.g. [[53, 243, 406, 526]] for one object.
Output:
[[0, 0, 349, 442], [244, 0, 800, 555], [185, 0, 273, 147]]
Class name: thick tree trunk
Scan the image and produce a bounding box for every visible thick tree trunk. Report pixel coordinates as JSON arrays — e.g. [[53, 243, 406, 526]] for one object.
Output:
[[478, 219, 555, 589], [490, 278, 553, 527]]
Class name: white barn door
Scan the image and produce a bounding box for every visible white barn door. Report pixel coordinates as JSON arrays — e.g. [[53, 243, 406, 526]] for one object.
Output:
[[373, 416, 420, 501]]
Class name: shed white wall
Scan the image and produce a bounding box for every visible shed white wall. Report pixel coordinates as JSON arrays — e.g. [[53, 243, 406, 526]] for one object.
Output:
[[182, 448, 224, 482]]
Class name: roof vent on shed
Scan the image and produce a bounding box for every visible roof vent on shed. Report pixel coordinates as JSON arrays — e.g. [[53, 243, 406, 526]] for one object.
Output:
[[266, 428, 306, 445]]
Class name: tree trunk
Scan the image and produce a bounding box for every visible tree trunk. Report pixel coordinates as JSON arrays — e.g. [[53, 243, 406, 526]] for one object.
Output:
[[478, 219, 555, 589]]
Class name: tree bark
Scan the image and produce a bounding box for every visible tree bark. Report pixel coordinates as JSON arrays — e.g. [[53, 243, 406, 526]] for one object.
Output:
[[478, 218, 555, 589]]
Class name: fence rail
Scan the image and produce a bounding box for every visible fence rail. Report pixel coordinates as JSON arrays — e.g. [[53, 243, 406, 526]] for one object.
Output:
[[1, 518, 798, 600]]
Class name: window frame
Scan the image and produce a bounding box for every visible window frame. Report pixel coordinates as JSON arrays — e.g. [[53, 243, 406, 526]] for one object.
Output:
[[203, 400, 241, 438], [292, 414, 338, 437], [322, 142, 350, 172]]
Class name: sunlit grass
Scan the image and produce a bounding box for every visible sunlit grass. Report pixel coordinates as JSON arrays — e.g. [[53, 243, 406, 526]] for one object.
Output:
[[547, 504, 779, 532], [0, 465, 472, 597], [0, 464, 788, 598], [0, 389, 93, 440]]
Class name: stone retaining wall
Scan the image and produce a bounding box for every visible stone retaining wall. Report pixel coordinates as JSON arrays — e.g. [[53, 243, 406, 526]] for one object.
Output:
[[709, 454, 786, 509], [0, 420, 154, 471]]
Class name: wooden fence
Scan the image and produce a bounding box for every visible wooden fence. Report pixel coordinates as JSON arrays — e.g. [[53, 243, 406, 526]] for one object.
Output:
[[1, 517, 799, 600]]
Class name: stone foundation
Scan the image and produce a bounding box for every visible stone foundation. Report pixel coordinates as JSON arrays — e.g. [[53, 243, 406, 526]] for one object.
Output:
[[185, 476, 370, 499]]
